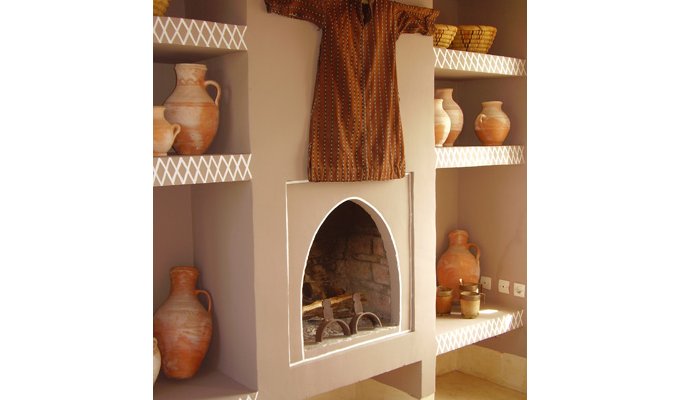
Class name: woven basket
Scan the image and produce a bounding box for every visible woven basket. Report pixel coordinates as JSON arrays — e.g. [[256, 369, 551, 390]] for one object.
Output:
[[153, 0, 171, 16], [451, 25, 497, 53], [433, 24, 457, 48]]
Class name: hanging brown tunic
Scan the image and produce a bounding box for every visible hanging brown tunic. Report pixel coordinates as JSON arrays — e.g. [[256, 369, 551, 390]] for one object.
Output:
[[265, 0, 439, 182]]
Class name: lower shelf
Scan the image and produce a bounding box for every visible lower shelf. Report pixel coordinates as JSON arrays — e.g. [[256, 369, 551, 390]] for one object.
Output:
[[153, 369, 257, 400], [436, 304, 524, 355]]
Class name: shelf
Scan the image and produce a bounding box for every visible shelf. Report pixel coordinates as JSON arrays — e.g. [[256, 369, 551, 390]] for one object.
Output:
[[434, 48, 527, 80], [436, 304, 524, 355], [153, 154, 252, 186], [154, 369, 257, 400], [435, 145, 525, 169], [154, 16, 247, 63]]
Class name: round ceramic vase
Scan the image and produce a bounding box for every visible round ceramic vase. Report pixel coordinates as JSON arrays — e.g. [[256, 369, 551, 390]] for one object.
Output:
[[435, 88, 463, 146], [474, 101, 510, 145], [434, 99, 451, 147], [164, 64, 221, 155], [153, 266, 213, 379]]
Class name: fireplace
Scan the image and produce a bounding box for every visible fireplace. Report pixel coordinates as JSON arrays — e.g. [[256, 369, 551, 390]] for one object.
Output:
[[286, 180, 413, 363]]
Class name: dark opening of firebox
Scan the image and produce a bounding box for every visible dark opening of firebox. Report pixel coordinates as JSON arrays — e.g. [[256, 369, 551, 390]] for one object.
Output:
[[302, 200, 396, 345]]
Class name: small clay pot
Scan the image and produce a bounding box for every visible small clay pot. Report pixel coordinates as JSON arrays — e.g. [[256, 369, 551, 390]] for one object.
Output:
[[436, 286, 454, 315], [460, 291, 482, 319]]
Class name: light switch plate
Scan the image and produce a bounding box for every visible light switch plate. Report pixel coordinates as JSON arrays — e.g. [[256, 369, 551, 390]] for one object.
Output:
[[498, 279, 510, 294], [480, 276, 491, 290], [513, 283, 526, 298]]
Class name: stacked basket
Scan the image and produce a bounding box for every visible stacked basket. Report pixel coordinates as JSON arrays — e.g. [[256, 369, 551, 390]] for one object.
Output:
[[433, 24, 458, 48], [450, 25, 497, 54], [154, 0, 171, 16]]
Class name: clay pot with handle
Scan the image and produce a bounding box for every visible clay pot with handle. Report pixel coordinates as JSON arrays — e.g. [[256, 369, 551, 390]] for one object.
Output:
[[153, 106, 181, 156], [164, 63, 221, 155], [153, 266, 213, 379], [436, 230, 481, 301]]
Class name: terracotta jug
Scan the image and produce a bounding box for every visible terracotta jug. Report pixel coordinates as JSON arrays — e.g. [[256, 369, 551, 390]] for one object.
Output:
[[153, 106, 181, 156], [434, 98, 451, 147], [436, 230, 481, 300], [474, 101, 510, 145], [435, 88, 463, 146], [164, 64, 221, 155], [153, 266, 213, 379]]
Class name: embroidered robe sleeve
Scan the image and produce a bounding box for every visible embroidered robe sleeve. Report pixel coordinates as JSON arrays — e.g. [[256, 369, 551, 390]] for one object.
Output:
[[265, 0, 326, 29], [392, 1, 438, 36]]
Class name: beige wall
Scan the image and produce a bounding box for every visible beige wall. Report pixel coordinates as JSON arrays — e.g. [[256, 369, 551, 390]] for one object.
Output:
[[153, 185, 194, 311]]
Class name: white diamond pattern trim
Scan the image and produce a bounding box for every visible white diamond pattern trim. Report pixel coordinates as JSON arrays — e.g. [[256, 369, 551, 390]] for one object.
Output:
[[433, 48, 526, 76], [153, 16, 247, 51], [436, 310, 524, 355], [435, 146, 525, 169], [153, 154, 252, 186], [242, 394, 258, 400]]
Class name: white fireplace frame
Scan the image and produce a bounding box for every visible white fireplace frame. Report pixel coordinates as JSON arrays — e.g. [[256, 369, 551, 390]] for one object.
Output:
[[285, 177, 414, 365]]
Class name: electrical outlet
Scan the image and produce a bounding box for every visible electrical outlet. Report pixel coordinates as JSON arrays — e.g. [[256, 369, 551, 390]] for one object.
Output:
[[514, 283, 526, 298], [498, 279, 510, 294], [480, 276, 491, 290]]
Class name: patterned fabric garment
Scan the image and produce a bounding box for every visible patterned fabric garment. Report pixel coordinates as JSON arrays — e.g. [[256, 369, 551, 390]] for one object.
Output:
[[265, 0, 439, 182]]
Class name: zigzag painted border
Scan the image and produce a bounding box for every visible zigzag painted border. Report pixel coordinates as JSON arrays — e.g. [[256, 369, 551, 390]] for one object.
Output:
[[435, 145, 525, 169], [436, 309, 524, 355], [153, 16, 247, 51], [153, 154, 252, 186], [434, 48, 526, 76]]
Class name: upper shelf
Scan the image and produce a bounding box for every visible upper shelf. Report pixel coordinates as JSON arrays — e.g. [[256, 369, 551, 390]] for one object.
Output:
[[154, 154, 252, 187], [435, 145, 525, 169], [436, 304, 524, 355], [434, 48, 527, 80], [153, 16, 247, 63]]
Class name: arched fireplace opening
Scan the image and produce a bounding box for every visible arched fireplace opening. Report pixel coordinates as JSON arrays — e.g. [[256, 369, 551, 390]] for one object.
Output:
[[301, 200, 399, 351]]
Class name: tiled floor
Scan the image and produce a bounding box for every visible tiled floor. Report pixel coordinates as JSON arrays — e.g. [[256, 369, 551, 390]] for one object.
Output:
[[436, 371, 526, 400], [308, 371, 526, 399]]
